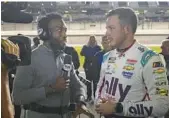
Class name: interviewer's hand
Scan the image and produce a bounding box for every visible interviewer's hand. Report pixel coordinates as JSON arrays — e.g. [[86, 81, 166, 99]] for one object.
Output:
[[95, 97, 117, 115], [50, 77, 70, 92]]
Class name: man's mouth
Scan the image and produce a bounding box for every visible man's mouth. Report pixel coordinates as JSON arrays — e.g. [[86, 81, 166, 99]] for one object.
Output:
[[107, 37, 113, 41], [63, 36, 67, 39]]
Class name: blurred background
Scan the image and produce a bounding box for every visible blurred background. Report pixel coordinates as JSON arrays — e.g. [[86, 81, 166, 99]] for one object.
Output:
[[1, 2, 169, 118], [1, 1, 169, 67]]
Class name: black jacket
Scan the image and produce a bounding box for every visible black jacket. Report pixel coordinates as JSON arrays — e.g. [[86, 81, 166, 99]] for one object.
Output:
[[64, 46, 80, 70]]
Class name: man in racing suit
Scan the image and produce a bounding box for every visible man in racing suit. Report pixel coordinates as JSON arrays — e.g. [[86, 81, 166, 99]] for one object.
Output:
[[95, 7, 169, 118]]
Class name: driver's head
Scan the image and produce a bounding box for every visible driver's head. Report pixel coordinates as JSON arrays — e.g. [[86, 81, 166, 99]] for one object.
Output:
[[106, 7, 138, 49]]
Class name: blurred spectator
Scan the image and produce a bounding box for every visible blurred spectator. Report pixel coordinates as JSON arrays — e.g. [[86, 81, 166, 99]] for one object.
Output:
[[161, 39, 169, 118], [80, 35, 101, 101], [91, 36, 114, 98], [31, 37, 40, 50], [160, 38, 169, 80]]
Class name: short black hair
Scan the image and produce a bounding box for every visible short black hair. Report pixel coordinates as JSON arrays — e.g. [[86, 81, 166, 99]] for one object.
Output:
[[37, 13, 63, 40], [38, 12, 62, 30], [106, 7, 138, 34], [46, 12, 62, 22]]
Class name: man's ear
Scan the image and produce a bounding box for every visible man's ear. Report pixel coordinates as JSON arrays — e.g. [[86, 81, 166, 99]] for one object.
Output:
[[123, 25, 131, 34]]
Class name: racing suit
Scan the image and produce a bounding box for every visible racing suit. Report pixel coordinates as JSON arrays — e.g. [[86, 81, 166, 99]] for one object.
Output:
[[95, 41, 169, 118]]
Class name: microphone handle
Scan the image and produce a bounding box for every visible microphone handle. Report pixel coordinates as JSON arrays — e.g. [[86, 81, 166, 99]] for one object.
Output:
[[62, 70, 70, 80]]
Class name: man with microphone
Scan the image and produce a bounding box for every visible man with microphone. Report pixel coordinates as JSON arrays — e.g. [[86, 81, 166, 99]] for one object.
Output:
[[12, 13, 88, 118]]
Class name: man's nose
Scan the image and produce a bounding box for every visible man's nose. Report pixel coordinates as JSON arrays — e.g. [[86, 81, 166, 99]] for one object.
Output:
[[62, 29, 67, 35], [106, 29, 111, 37]]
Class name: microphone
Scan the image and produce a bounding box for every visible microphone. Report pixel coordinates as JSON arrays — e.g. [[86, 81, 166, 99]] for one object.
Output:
[[62, 55, 72, 80], [61, 55, 77, 111], [62, 55, 91, 85]]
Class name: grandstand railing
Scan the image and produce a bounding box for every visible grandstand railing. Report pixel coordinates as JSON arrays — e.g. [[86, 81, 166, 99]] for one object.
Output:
[[1, 21, 169, 31], [1, 30, 169, 37]]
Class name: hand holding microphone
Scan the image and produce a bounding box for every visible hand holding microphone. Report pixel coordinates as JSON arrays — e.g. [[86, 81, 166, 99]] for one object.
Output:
[[50, 77, 70, 92], [45, 55, 72, 95], [50, 55, 72, 92]]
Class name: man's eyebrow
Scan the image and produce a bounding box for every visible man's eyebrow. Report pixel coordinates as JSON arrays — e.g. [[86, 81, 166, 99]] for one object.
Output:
[[107, 25, 115, 27], [49, 25, 62, 28], [106, 25, 115, 28]]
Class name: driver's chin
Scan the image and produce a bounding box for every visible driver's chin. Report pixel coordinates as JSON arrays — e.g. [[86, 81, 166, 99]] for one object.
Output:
[[110, 40, 116, 48]]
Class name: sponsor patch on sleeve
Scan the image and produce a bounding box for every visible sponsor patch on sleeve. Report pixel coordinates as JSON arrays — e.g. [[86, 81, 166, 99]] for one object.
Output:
[[153, 61, 164, 68], [141, 50, 157, 67], [153, 68, 165, 74], [155, 80, 167, 86], [156, 88, 168, 96]]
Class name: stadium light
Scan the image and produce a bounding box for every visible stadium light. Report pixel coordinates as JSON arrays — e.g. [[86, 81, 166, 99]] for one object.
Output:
[[82, 10, 87, 13], [135, 11, 139, 15], [65, 11, 69, 13]]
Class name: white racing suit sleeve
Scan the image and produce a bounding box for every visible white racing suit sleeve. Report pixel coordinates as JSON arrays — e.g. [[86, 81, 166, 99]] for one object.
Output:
[[121, 53, 169, 117], [95, 52, 109, 103], [95, 65, 105, 103]]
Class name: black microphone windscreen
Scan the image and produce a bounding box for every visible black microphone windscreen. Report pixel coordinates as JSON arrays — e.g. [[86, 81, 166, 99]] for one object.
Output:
[[62, 55, 72, 79], [64, 55, 72, 65], [2, 10, 33, 23], [8, 35, 31, 66], [63, 55, 72, 72]]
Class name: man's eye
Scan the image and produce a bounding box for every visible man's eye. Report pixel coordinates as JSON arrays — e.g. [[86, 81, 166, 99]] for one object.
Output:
[[106, 26, 114, 30], [110, 27, 115, 30], [63, 28, 67, 32]]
